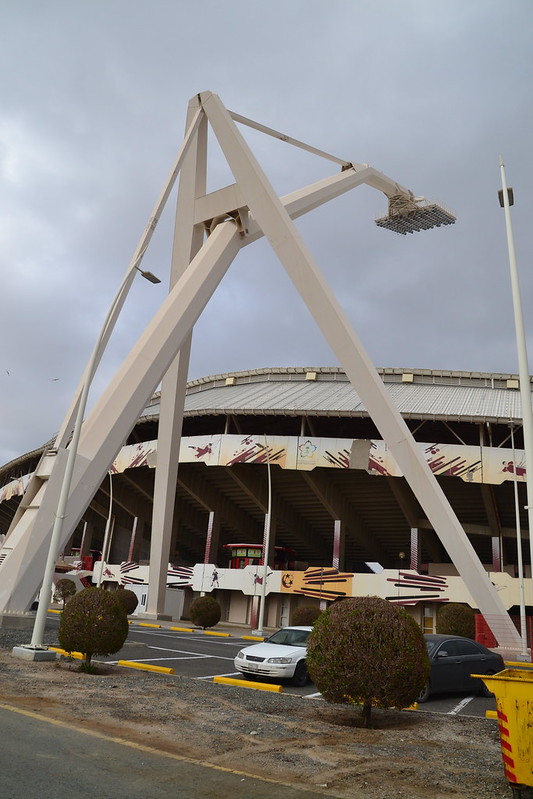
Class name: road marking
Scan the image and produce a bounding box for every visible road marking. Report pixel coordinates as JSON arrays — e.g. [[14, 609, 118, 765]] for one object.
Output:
[[304, 692, 322, 699], [447, 695, 475, 715]]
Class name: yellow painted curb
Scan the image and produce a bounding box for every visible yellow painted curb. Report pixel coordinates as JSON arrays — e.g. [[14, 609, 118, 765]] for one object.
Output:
[[170, 626, 194, 632], [48, 608, 62, 614], [214, 676, 283, 692], [242, 635, 265, 641], [137, 623, 162, 628], [118, 660, 174, 674], [50, 648, 84, 660], [485, 710, 498, 719], [203, 630, 231, 637], [504, 661, 533, 669]]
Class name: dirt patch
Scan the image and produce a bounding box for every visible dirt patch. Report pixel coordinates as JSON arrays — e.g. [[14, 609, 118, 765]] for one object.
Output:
[[0, 650, 510, 799]]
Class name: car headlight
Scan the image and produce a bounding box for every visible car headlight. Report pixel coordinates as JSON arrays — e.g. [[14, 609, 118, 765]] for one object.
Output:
[[267, 656, 294, 664], [236, 650, 244, 659]]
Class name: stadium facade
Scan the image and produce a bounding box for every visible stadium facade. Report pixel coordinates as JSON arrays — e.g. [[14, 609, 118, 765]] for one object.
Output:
[[0, 366, 531, 643]]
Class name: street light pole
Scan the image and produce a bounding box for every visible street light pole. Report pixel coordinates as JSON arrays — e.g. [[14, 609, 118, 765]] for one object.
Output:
[[509, 422, 528, 657], [499, 156, 533, 646], [15, 264, 160, 658]]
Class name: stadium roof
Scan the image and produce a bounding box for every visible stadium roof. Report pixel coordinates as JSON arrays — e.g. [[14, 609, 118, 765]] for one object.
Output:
[[141, 366, 527, 425]]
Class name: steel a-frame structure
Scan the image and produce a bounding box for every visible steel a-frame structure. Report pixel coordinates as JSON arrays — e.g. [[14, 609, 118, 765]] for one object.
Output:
[[0, 92, 521, 648]]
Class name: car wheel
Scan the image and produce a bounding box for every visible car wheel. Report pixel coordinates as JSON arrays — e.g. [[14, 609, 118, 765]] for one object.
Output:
[[417, 682, 431, 703], [291, 661, 308, 687]]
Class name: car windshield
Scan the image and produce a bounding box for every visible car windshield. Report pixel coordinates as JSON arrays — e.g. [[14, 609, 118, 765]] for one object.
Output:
[[266, 629, 310, 646]]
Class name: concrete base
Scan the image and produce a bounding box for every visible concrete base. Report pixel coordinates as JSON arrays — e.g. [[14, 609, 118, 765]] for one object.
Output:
[[0, 613, 36, 630], [136, 612, 173, 621], [12, 645, 58, 662]]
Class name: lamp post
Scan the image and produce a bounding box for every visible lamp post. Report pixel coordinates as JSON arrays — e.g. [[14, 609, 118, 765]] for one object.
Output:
[[253, 436, 272, 636], [499, 156, 533, 654], [509, 422, 528, 658], [16, 264, 160, 659]]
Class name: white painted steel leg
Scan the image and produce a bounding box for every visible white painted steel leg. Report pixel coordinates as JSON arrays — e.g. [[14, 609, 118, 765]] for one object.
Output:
[[202, 91, 521, 648], [144, 99, 207, 618]]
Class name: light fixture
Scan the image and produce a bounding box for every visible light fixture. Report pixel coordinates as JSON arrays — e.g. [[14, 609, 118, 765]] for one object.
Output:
[[136, 267, 161, 284], [375, 194, 456, 235]]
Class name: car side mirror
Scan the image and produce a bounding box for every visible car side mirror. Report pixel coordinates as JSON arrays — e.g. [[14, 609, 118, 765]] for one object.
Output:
[[436, 650, 449, 658]]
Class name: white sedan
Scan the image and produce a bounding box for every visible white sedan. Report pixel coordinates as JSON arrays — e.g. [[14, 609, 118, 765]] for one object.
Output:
[[234, 626, 312, 686]]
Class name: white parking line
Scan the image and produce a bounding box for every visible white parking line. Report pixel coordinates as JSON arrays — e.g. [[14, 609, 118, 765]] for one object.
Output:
[[130, 629, 242, 647], [146, 645, 209, 656], [146, 645, 235, 661], [304, 692, 322, 699], [447, 695, 475, 715], [196, 672, 242, 680]]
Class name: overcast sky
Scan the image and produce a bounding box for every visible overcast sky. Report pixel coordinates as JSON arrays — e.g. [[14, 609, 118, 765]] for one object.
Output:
[[1, 1, 532, 467]]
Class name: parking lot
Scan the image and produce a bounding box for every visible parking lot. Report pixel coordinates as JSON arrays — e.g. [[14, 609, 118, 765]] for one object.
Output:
[[48, 614, 500, 717]]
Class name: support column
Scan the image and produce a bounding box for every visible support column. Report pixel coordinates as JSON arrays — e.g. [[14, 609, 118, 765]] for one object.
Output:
[[203, 511, 221, 565], [78, 522, 90, 557], [332, 519, 345, 570], [410, 527, 421, 572], [127, 517, 139, 562], [491, 536, 502, 572]]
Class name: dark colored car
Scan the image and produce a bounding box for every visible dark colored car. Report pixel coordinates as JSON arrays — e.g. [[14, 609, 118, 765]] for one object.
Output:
[[418, 634, 505, 702]]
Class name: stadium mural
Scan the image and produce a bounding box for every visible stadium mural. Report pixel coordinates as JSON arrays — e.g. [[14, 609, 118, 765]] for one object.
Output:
[[91, 560, 522, 612], [1, 433, 526, 506]]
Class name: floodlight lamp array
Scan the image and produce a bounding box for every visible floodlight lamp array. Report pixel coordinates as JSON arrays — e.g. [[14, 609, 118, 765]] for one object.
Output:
[[375, 194, 456, 235]]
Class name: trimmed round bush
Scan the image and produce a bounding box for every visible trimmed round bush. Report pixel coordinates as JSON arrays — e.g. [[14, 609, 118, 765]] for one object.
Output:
[[290, 604, 321, 626], [436, 603, 475, 639], [189, 595, 221, 630], [306, 596, 430, 727], [114, 588, 139, 615], [58, 587, 129, 670], [54, 578, 76, 608]]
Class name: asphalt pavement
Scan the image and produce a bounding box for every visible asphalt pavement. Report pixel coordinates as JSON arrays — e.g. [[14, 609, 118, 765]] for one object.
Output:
[[0, 702, 331, 799]]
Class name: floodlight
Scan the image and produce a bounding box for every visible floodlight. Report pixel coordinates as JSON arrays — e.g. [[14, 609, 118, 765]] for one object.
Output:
[[375, 194, 456, 235]]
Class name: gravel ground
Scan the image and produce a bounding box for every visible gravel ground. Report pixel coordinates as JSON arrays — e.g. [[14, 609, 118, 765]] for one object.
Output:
[[0, 628, 513, 799]]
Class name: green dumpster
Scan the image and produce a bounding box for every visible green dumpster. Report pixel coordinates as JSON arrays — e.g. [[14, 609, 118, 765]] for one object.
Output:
[[474, 669, 533, 797]]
